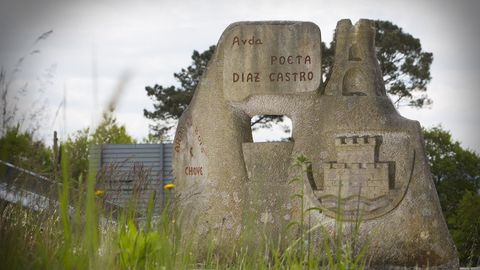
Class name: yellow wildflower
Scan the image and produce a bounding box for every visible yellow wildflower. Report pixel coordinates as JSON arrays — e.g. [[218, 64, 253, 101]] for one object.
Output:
[[163, 183, 175, 190], [95, 190, 105, 197]]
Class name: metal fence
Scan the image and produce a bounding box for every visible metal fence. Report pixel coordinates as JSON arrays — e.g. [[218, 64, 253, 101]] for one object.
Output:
[[0, 159, 61, 211], [89, 143, 174, 215], [0, 159, 126, 217], [1, 143, 174, 216]]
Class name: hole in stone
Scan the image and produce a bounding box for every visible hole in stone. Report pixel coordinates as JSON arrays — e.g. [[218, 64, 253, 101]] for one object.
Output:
[[251, 115, 292, 142]]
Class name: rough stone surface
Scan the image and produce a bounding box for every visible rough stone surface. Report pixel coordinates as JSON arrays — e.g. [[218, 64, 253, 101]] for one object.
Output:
[[172, 19, 459, 268]]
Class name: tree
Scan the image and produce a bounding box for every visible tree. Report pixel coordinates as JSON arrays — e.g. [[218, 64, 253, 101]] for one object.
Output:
[[423, 126, 479, 218], [424, 126, 479, 187], [0, 125, 52, 175], [145, 21, 433, 138], [90, 112, 135, 145], [375, 21, 433, 107], [449, 191, 480, 266], [63, 112, 135, 183], [423, 126, 480, 265], [62, 128, 89, 184], [144, 46, 215, 139], [322, 21, 433, 107]]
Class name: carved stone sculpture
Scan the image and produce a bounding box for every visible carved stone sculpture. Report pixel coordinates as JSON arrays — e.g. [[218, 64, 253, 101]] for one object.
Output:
[[172, 19, 458, 268]]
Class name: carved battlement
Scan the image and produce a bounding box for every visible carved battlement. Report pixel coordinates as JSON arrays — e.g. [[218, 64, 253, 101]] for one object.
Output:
[[335, 136, 379, 163], [323, 162, 389, 170], [320, 135, 391, 200], [323, 162, 389, 199], [335, 135, 378, 146]]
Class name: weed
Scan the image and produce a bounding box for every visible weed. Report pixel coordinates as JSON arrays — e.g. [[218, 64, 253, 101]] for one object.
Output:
[[0, 152, 373, 269]]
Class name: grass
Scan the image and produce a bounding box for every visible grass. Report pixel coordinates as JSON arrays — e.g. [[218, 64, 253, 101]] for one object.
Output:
[[0, 152, 370, 270]]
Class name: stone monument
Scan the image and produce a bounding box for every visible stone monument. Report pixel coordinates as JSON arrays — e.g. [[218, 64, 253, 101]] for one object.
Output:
[[172, 19, 459, 268]]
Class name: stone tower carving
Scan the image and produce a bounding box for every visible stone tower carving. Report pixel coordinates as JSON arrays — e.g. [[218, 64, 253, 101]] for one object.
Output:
[[317, 135, 395, 219], [324, 19, 386, 97]]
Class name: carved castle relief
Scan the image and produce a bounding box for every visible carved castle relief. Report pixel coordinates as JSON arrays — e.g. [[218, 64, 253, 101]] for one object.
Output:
[[313, 135, 395, 219]]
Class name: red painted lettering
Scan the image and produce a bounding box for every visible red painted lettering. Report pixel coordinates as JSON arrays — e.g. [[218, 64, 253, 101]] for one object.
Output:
[[185, 166, 204, 176], [232, 36, 263, 47]]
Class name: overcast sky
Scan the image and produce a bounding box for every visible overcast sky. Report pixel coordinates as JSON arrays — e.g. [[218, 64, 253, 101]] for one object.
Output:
[[0, 0, 479, 152]]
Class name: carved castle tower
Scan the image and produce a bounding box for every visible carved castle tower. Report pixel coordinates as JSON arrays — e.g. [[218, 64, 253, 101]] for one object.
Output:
[[318, 135, 393, 214]]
